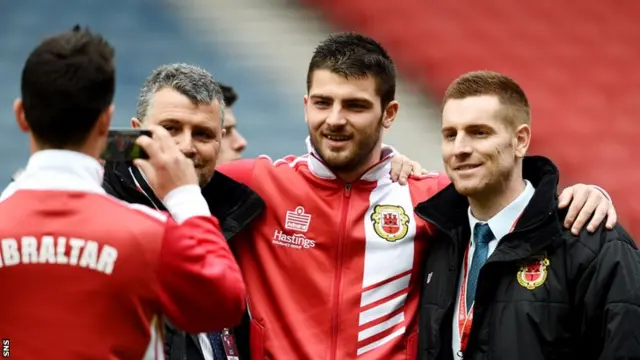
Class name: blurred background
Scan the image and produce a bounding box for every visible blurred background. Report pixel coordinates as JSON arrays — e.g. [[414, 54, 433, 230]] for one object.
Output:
[[0, 0, 638, 236]]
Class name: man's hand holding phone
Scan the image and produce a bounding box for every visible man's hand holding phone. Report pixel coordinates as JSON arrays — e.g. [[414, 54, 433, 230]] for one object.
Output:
[[133, 125, 199, 200], [101, 129, 151, 162]]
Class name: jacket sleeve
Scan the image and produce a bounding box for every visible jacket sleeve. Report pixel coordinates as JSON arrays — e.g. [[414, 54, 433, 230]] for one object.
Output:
[[156, 185, 246, 333], [216, 158, 256, 188], [577, 225, 640, 358]]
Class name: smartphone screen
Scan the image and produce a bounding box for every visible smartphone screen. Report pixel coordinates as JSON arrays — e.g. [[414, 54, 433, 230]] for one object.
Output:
[[100, 129, 151, 162]]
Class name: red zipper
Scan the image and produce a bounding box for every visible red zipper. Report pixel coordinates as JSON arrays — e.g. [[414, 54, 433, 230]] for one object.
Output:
[[330, 183, 352, 360]]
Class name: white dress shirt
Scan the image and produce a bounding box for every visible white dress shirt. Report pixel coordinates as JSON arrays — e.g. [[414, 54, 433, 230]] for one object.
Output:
[[452, 180, 535, 358], [198, 333, 215, 360]]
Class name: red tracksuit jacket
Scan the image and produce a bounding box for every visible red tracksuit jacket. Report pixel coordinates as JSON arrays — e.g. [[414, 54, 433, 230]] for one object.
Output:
[[0, 150, 245, 359], [218, 145, 450, 359]]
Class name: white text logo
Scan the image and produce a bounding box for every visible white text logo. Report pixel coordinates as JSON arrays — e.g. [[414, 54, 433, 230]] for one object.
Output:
[[285, 206, 311, 232], [272, 230, 316, 249]]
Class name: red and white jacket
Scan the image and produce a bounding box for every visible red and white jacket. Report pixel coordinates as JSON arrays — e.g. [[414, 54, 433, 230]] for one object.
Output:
[[218, 145, 450, 360], [0, 150, 246, 360]]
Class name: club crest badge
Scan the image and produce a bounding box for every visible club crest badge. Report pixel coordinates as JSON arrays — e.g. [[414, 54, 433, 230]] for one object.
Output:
[[370, 205, 410, 242], [517, 257, 550, 290]]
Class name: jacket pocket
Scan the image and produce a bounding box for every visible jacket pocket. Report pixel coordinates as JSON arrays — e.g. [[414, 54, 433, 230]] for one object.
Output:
[[250, 319, 264, 360], [406, 330, 418, 360]]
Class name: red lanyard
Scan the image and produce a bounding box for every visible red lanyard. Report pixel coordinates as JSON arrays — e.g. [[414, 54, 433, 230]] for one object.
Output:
[[456, 214, 522, 356], [457, 247, 474, 356], [221, 328, 240, 359]]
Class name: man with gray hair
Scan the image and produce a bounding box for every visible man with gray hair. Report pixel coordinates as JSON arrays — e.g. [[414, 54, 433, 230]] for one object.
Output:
[[102, 63, 265, 360], [133, 63, 226, 187], [101, 62, 469, 360]]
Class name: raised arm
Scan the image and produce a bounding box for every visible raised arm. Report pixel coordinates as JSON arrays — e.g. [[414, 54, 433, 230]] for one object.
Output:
[[156, 186, 245, 332], [216, 158, 257, 188]]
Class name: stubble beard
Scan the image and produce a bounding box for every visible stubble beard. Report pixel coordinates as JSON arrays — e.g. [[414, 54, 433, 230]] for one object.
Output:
[[198, 174, 209, 188], [310, 120, 383, 175], [455, 162, 518, 210], [196, 167, 216, 188]]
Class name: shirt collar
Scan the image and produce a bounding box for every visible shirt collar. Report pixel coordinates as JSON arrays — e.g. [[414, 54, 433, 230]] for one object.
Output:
[[304, 136, 396, 181], [468, 180, 535, 243], [1, 150, 105, 200]]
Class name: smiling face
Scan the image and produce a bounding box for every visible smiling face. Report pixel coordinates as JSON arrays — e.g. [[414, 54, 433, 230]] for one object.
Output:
[[441, 95, 530, 198], [133, 87, 222, 187], [304, 69, 398, 179]]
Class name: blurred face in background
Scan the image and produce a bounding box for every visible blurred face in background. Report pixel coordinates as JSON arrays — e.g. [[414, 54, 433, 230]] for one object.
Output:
[[441, 95, 529, 198], [132, 87, 223, 187], [217, 107, 247, 164], [304, 69, 398, 178]]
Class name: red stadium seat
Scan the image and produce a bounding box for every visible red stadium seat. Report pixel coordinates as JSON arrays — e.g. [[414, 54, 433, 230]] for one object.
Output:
[[303, 0, 640, 236]]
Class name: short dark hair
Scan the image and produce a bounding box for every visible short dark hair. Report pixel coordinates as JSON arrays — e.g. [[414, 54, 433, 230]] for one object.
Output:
[[307, 32, 396, 108], [219, 83, 238, 107], [20, 25, 115, 148], [444, 70, 530, 126]]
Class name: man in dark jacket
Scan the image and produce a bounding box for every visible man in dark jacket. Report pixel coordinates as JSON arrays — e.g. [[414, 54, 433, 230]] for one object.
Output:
[[415, 71, 640, 359], [104, 161, 262, 360], [103, 64, 265, 360]]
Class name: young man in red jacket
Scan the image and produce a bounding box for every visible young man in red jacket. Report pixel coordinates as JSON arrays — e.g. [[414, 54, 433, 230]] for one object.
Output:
[[216, 33, 617, 359], [0, 26, 245, 359]]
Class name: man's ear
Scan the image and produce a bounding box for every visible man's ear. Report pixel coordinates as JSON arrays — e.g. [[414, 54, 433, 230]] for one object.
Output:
[[96, 104, 114, 136], [13, 98, 29, 133], [514, 123, 531, 158], [131, 117, 143, 128], [382, 100, 400, 129], [303, 95, 309, 124]]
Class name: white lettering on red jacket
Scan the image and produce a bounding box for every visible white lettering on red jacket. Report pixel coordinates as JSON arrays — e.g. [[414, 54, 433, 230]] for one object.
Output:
[[218, 145, 450, 359], [0, 150, 245, 360]]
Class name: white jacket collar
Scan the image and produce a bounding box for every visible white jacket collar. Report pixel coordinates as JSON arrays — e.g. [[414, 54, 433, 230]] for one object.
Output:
[[1, 150, 105, 201], [468, 180, 535, 243], [304, 136, 396, 182]]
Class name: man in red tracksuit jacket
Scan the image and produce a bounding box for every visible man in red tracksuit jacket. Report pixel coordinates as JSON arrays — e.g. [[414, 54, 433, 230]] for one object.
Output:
[[215, 33, 617, 359], [0, 26, 245, 359]]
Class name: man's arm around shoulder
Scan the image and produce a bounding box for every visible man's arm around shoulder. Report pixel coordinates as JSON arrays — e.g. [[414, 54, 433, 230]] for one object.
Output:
[[132, 126, 246, 333], [411, 171, 451, 197], [155, 185, 246, 333], [575, 224, 640, 358], [216, 158, 257, 188]]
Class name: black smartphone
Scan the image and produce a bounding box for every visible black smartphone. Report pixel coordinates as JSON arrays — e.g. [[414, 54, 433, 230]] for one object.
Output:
[[101, 129, 151, 161]]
